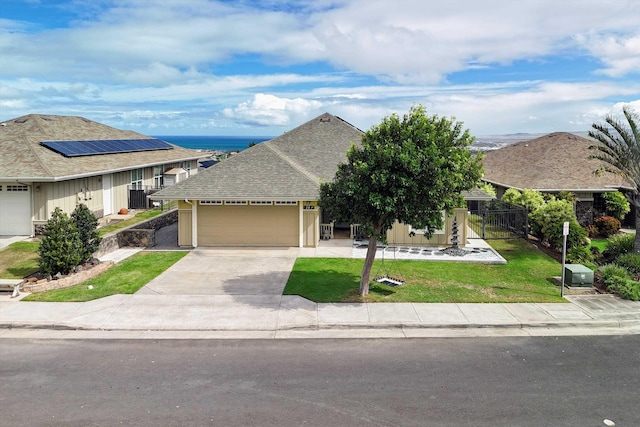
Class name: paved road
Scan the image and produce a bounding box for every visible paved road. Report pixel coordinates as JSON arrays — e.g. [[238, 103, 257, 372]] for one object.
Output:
[[2, 336, 638, 426]]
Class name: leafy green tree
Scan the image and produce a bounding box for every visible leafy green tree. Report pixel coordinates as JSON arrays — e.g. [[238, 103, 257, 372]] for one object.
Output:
[[589, 106, 640, 253], [319, 105, 483, 296], [71, 203, 102, 262], [38, 207, 82, 276], [602, 191, 631, 220], [501, 188, 546, 213]]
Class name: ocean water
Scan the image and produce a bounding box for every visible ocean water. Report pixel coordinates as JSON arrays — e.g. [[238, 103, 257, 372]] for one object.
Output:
[[153, 135, 273, 152]]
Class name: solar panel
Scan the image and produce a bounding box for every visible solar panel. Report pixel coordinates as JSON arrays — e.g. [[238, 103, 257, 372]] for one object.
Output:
[[40, 138, 173, 157]]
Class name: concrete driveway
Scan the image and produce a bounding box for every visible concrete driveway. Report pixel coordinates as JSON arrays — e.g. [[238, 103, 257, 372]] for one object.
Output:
[[136, 247, 299, 296]]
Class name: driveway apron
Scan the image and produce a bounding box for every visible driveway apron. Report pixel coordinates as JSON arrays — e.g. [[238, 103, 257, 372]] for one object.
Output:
[[136, 247, 298, 296]]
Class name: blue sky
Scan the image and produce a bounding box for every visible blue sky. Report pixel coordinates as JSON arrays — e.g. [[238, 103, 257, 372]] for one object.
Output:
[[1, 0, 639, 136]]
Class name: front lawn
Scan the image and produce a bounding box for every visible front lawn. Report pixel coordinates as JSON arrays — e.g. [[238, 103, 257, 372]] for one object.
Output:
[[284, 239, 564, 303], [0, 242, 40, 279], [23, 251, 187, 302]]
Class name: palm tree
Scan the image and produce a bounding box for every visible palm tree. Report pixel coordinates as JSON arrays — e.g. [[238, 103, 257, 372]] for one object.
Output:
[[589, 106, 640, 253]]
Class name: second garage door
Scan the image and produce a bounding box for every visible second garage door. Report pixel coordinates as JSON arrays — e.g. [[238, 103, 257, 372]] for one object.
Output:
[[198, 204, 299, 246]]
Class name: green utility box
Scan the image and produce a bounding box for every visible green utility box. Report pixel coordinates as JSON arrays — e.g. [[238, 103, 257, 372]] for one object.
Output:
[[563, 264, 594, 287]]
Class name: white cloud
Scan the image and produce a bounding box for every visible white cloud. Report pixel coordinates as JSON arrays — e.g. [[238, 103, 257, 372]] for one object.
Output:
[[223, 93, 323, 126], [577, 32, 640, 77]]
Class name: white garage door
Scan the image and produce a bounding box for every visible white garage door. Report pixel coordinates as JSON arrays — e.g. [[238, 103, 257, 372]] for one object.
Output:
[[0, 184, 32, 235]]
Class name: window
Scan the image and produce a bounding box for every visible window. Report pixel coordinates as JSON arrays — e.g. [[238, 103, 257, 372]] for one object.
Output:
[[153, 166, 164, 189], [131, 169, 143, 190], [274, 201, 298, 206], [180, 161, 192, 177], [200, 200, 223, 205], [6, 185, 29, 192], [250, 200, 272, 205]]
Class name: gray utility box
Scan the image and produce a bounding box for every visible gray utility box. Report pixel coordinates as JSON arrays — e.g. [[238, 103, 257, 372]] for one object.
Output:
[[564, 264, 594, 287]]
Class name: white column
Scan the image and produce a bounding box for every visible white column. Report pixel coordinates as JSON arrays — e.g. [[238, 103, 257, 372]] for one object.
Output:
[[192, 200, 198, 248]]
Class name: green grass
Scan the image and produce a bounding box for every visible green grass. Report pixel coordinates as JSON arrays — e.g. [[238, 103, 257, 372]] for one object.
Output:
[[0, 242, 40, 279], [23, 251, 187, 302], [589, 238, 609, 253], [284, 239, 564, 303]]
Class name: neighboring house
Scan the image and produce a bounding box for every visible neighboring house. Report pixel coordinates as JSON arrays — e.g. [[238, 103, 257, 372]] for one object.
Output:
[[481, 132, 633, 225], [151, 112, 489, 248], [0, 114, 203, 236]]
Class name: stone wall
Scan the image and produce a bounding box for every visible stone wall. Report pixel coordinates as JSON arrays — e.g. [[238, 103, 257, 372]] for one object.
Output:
[[94, 209, 178, 257], [22, 261, 114, 293], [118, 229, 155, 248]]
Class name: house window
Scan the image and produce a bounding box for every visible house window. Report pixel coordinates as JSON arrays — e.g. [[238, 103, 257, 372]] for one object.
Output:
[[131, 169, 143, 190], [180, 161, 192, 177], [153, 166, 164, 189]]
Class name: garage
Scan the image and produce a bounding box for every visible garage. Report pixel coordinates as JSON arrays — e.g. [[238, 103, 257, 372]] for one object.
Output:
[[0, 184, 32, 235], [197, 204, 299, 246]]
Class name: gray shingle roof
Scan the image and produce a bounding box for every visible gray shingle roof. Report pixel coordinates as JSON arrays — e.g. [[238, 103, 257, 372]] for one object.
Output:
[[152, 113, 364, 200], [482, 132, 630, 191], [0, 114, 203, 181]]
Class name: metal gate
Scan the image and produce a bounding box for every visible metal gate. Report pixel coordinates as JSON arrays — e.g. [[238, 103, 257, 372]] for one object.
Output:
[[467, 199, 528, 239]]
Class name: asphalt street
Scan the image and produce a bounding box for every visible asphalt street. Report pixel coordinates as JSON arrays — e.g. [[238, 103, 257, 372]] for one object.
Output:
[[2, 336, 638, 427]]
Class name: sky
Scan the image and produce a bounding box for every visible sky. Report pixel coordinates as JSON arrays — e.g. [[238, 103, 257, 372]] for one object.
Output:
[[1, 0, 640, 137]]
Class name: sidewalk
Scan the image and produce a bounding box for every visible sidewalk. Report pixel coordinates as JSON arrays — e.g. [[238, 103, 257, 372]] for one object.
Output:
[[1, 292, 640, 339]]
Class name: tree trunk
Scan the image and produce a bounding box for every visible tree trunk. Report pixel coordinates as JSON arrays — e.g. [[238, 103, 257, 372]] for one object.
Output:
[[635, 207, 640, 254], [359, 236, 378, 296]]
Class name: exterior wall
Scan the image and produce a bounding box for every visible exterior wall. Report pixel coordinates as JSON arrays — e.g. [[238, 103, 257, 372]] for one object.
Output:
[[178, 200, 193, 247], [387, 208, 468, 247], [303, 208, 319, 247], [34, 176, 103, 222], [112, 170, 131, 212]]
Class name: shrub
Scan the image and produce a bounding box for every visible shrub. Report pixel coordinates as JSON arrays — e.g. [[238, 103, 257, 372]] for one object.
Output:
[[520, 189, 546, 213], [38, 207, 82, 276], [604, 233, 635, 259], [602, 191, 631, 220], [589, 245, 601, 256], [567, 246, 595, 265], [71, 203, 102, 262], [609, 280, 640, 301], [616, 253, 640, 275], [501, 188, 522, 206], [586, 224, 599, 238], [530, 199, 587, 250], [593, 216, 621, 238]]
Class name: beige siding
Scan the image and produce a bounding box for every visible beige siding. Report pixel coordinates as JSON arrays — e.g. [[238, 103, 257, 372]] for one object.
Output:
[[178, 206, 193, 246], [197, 204, 299, 246], [387, 208, 468, 247], [112, 171, 130, 212], [36, 176, 103, 221], [303, 209, 319, 247]]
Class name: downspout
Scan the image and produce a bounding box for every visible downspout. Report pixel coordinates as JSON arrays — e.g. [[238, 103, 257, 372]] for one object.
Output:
[[184, 199, 198, 248]]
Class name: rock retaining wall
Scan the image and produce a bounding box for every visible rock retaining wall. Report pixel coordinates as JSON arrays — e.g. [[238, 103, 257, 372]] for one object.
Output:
[[94, 209, 177, 257], [22, 261, 114, 293]]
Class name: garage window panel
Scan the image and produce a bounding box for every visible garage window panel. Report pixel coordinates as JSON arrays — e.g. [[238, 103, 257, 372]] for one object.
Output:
[[7, 185, 29, 191]]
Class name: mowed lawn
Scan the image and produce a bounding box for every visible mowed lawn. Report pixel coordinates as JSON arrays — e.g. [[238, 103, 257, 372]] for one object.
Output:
[[284, 239, 565, 303], [23, 251, 187, 302]]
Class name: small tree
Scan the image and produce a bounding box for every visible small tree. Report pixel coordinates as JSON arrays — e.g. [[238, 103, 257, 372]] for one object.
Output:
[[602, 191, 631, 221], [38, 207, 82, 276], [71, 203, 102, 262], [320, 105, 483, 296]]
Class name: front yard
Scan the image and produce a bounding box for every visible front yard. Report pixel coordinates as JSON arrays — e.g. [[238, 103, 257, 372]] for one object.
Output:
[[284, 239, 565, 303]]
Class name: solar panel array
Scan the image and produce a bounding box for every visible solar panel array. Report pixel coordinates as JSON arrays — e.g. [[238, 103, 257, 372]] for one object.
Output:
[[40, 138, 174, 157]]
